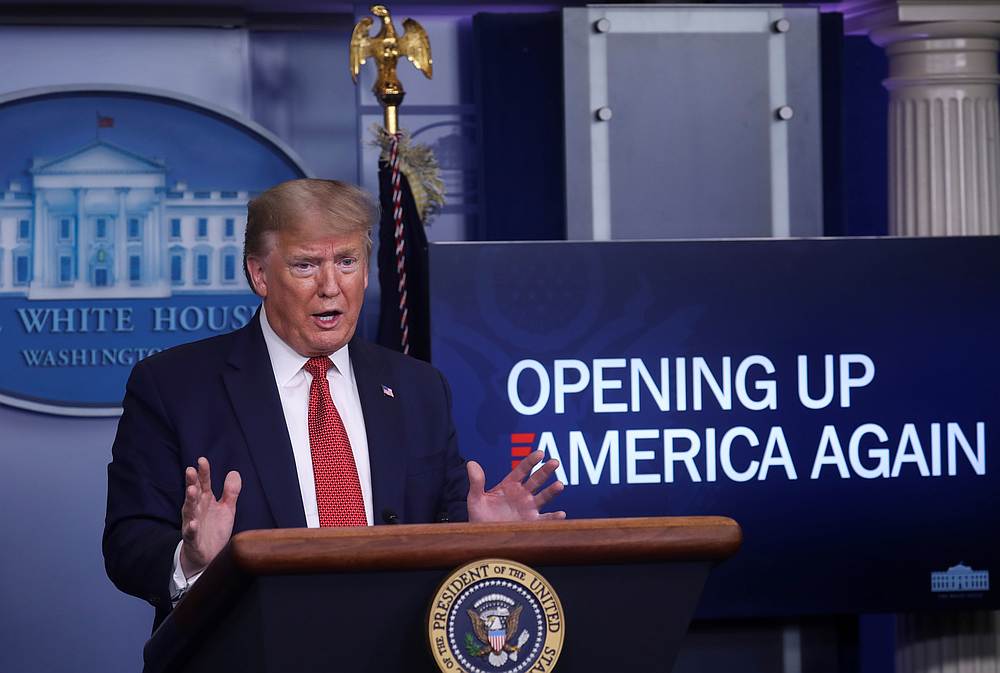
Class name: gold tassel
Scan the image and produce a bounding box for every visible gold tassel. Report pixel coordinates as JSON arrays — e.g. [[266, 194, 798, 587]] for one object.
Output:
[[371, 125, 446, 224]]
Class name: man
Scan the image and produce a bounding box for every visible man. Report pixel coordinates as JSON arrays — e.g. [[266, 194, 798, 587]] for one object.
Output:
[[103, 179, 564, 629]]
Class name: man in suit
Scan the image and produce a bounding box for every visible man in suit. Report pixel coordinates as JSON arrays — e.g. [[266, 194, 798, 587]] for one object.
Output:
[[103, 179, 564, 629]]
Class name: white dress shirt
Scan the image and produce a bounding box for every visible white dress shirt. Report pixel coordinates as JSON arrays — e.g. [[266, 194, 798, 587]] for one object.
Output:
[[171, 307, 374, 601]]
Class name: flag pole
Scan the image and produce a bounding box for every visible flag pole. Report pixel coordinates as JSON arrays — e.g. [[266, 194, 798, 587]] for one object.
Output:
[[350, 4, 433, 357]]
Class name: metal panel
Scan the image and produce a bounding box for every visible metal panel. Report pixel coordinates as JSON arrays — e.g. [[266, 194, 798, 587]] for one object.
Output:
[[564, 5, 824, 240], [784, 10, 825, 235], [0, 26, 253, 116]]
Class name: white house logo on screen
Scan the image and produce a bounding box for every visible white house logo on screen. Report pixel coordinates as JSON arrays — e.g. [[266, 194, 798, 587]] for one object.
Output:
[[931, 564, 990, 594], [0, 91, 305, 416]]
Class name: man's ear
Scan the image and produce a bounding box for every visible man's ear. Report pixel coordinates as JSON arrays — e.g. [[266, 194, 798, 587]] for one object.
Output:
[[246, 256, 268, 298]]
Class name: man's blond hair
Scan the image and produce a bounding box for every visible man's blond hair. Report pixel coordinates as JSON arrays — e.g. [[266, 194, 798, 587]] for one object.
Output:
[[243, 178, 377, 293]]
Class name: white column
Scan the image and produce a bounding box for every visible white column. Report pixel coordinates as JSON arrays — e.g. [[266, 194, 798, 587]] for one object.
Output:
[[41, 198, 49, 285], [150, 204, 161, 288], [115, 188, 128, 286], [75, 188, 87, 284], [158, 194, 168, 292], [147, 207, 155, 284], [896, 611, 1000, 673], [31, 192, 45, 287], [151, 193, 163, 286], [141, 208, 150, 285], [873, 21, 1000, 235], [842, 4, 1000, 672]]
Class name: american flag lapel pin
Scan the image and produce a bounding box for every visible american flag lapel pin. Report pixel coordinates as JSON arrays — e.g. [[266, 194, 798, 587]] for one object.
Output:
[[382, 384, 394, 398]]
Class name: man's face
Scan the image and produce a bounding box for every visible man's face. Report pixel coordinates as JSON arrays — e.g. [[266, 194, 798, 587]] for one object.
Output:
[[248, 214, 368, 357]]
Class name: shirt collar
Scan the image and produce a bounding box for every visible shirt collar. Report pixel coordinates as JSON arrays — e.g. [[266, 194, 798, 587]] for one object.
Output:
[[259, 305, 351, 386]]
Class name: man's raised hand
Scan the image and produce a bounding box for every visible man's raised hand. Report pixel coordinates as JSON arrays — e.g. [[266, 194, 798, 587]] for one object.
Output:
[[466, 450, 566, 523], [178, 457, 242, 578]]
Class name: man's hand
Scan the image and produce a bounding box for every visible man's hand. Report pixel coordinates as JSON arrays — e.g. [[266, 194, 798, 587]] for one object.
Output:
[[467, 450, 566, 523], [178, 457, 242, 578]]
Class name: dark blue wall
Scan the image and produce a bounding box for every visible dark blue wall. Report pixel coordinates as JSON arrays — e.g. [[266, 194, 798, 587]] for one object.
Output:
[[473, 11, 567, 241], [840, 35, 890, 236], [822, 13, 892, 237]]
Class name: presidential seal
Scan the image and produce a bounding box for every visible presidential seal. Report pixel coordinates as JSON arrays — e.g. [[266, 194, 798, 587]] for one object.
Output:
[[428, 559, 564, 673]]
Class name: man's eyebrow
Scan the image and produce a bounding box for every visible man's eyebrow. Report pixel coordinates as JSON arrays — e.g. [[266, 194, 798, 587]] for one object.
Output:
[[286, 253, 322, 263]]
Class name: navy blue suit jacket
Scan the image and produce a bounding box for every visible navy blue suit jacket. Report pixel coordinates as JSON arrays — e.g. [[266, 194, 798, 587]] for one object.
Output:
[[103, 312, 468, 628]]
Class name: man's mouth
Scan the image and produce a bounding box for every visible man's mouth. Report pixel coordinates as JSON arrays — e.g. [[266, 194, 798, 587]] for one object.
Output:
[[312, 310, 343, 326]]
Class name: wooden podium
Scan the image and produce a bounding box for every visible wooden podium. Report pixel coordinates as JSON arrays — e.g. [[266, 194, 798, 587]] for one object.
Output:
[[144, 516, 740, 673]]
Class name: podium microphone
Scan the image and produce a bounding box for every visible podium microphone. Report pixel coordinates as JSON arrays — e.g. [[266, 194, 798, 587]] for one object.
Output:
[[381, 509, 400, 525]]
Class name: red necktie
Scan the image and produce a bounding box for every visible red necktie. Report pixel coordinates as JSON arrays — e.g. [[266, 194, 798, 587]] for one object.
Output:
[[303, 357, 366, 527]]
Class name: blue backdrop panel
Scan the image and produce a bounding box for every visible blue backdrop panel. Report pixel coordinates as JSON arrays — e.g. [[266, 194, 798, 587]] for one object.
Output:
[[430, 237, 998, 618]]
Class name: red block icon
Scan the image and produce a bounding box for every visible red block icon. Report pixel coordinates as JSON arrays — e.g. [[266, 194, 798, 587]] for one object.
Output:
[[510, 432, 536, 470]]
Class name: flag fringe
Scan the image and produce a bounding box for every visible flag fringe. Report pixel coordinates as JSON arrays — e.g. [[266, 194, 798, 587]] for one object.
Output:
[[370, 125, 445, 224]]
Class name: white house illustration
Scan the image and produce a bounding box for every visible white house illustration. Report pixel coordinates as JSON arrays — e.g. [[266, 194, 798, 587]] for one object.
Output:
[[931, 563, 990, 593], [0, 140, 252, 299]]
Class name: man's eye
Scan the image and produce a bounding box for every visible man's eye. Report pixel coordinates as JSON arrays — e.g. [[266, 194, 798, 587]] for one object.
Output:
[[291, 262, 314, 272], [339, 257, 357, 269]]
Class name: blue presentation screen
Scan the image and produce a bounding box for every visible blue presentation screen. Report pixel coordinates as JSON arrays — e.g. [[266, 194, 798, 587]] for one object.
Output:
[[430, 237, 998, 618]]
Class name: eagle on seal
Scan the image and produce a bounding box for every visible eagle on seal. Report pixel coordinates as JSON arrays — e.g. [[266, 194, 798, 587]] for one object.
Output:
[[467, 604, 524, 659]]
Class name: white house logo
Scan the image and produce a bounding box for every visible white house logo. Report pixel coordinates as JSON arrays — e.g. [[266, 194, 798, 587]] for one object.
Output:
[[2, 140, 254, 300], [428, 559, 564, 673], [931, 563, 990, 594], [0, 92, 305, 415]]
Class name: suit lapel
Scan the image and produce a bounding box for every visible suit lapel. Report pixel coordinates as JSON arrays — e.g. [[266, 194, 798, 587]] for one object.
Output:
[[223, 312, 307, 529], [350, 338, 407, 524]]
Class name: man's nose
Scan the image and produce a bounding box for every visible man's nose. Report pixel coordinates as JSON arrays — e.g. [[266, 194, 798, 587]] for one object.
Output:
[[317, 264, 341, 296]]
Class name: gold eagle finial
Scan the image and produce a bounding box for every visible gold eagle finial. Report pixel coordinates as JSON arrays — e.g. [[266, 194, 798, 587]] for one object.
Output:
[[350, 4, 432, 134]]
